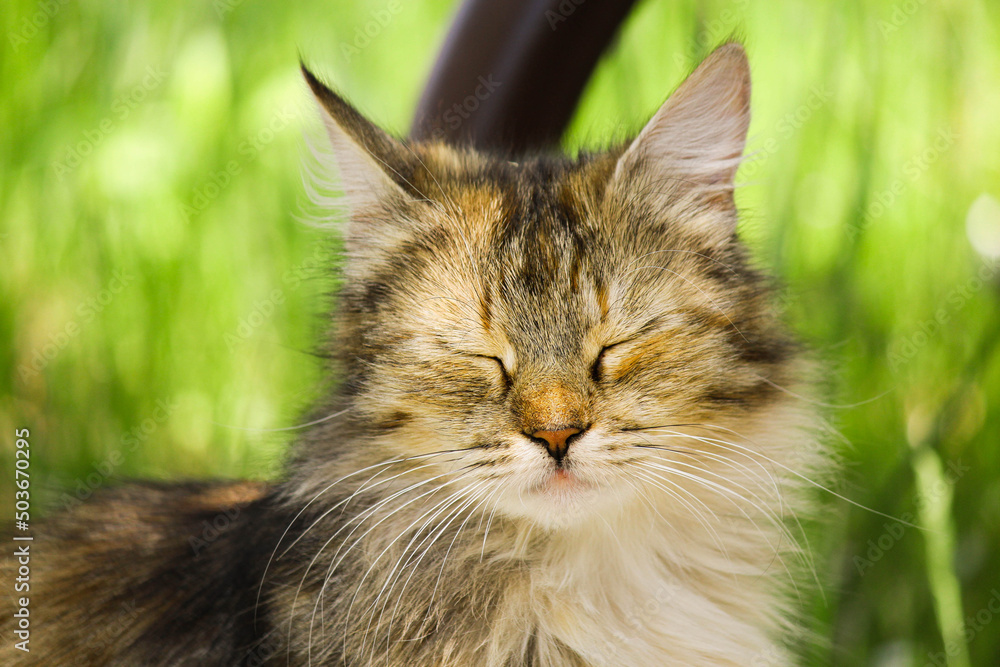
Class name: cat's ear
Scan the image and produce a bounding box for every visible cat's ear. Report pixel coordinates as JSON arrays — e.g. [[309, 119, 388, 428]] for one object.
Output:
[[612, 43, 750, 206], [302, 65, 415, 213]]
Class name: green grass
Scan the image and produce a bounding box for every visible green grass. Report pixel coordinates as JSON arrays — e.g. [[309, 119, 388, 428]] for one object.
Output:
[[2, 0, 999, 663]]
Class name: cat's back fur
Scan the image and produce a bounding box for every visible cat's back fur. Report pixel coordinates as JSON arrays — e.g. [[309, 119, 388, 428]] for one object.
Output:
[[0, 482, 281, 664]]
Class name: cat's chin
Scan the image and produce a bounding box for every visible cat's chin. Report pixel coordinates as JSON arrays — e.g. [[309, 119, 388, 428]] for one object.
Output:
[[534, 467, 580, 488], [496, 468, 619, 529]]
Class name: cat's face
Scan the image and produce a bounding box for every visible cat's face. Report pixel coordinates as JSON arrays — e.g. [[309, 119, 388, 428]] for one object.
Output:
[[305, 45, 796, 529]]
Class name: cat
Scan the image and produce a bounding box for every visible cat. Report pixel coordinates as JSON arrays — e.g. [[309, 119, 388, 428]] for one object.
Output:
[[1, 42, 827, 665]]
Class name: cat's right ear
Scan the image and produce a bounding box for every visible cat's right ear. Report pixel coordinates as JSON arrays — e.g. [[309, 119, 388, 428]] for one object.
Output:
[[609, 43, 751, 222], [302, 65, 415, 214]]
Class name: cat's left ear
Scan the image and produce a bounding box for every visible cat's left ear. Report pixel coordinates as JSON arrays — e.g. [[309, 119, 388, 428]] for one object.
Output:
[[302, 65, 416, 214], [612, 43, 750, 211]]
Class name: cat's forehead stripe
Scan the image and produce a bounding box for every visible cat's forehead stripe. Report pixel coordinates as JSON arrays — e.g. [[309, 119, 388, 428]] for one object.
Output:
[[479, 282, 492, 333]]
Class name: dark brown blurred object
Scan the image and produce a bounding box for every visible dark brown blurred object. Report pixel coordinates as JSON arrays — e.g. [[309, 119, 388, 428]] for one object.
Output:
[[411, 0, 639, 153]]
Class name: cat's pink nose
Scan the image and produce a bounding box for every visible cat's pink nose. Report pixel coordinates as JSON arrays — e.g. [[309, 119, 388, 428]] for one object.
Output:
[[531, 427, 582, 461]]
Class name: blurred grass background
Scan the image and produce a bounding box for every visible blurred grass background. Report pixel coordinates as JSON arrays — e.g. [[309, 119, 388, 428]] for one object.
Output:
[[2, 0, 999, 664]]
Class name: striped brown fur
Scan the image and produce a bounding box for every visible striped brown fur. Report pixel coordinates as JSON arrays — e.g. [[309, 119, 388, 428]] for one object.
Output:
[[1, 44, 828, 665]]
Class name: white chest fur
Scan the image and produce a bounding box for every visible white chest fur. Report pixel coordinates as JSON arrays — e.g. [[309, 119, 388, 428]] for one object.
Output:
[[486, 509, 791, 667]]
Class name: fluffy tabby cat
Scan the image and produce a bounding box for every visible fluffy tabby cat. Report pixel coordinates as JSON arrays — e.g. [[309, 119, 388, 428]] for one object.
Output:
[[2, 43, 827, 665]]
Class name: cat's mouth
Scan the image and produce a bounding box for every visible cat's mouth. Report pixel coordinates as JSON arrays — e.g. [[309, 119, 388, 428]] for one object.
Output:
[[531, 467, 591, 495]]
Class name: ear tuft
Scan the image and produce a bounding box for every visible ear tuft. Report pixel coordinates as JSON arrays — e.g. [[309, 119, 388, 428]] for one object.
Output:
[[301, 64, 414, 215], [614, 43, 751, 198]]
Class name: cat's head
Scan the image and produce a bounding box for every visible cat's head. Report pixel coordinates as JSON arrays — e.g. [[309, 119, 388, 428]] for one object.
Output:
[[303, 44, 801, 530]]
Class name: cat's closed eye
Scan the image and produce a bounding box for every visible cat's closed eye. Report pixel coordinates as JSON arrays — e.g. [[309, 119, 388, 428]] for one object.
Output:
[[472, 354, 511, 389], [592, 317, 671, 382], [590, 341, 628, 382]]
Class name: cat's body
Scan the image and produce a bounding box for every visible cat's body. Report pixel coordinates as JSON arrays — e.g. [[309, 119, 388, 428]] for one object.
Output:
[[2, 44, 826, 665]]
